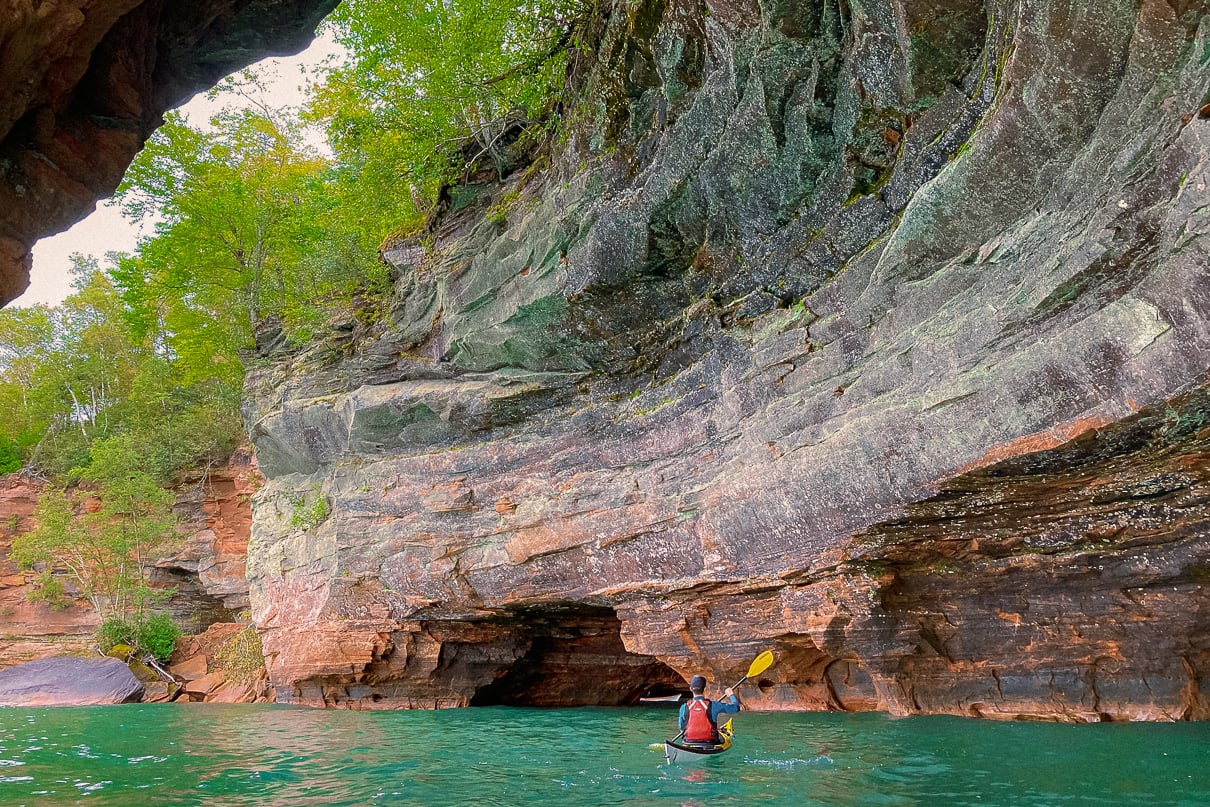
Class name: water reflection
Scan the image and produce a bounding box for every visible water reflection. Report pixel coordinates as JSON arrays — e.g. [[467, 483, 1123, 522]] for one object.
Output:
[[0, 707, 1208, 805]]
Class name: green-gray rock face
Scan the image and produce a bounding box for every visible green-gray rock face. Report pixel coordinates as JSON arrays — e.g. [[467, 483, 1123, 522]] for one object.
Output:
[[244, 0, 1210, 718]]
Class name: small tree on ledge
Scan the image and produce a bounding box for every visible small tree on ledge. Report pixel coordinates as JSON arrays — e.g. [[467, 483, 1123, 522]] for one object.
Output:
[[12, 434, 180, 657]]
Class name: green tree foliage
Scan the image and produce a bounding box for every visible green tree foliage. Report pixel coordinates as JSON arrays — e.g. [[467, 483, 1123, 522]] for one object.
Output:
[[115, 108, 388, 346], [12, 439, 177, 617], [95, 611, 182, 662], [309, 0, 591, 236], [0, 435, 21, 474], [0, 302, 64, 465], [136, 611, 183, 662], [1, 0, 594, 482], [0, 258, 239, 480]]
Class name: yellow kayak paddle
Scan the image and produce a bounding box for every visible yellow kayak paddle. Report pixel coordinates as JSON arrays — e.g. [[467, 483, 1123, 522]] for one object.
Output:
[[650, 650, 775, 750]]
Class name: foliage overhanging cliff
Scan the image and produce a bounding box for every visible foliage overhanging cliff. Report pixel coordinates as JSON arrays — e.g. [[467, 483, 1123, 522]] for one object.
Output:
[[1, 0, 1208, 720], [239, 0, 1210, 719], [0, 0, 348, 306]]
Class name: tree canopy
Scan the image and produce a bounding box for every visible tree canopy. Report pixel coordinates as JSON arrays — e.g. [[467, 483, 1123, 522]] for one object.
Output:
[[2, 0, 590, 483], [2, 0, 592, 482], [2, 0, 592, 626], [310, 0, 590, 233]]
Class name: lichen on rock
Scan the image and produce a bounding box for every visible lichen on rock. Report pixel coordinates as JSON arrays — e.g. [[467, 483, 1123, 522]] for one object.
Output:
[[239, 0, 1210, 717], [6, 0, 1208, 719]]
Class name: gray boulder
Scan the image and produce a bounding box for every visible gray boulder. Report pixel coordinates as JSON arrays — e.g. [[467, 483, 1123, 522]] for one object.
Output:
[[0, 657, 144, 706]]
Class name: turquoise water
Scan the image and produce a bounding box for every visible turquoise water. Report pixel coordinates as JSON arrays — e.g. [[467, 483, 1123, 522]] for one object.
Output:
[[1, 706, 1208, 805]]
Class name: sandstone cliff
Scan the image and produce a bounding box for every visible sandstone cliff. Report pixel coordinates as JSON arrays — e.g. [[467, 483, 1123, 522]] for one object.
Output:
[[241, 0, 1210, 719], [0, 455, 257, 664], [0, 477, 96, 666], [0, 0, 338, 305], [5, 0, 1209, 720]]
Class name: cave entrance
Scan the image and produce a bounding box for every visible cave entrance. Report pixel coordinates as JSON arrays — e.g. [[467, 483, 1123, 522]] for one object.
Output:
[[469, 603, 686, 707]]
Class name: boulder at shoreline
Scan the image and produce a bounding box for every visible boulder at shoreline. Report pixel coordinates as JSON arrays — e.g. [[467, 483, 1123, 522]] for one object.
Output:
[[0, 657, 143, 706]]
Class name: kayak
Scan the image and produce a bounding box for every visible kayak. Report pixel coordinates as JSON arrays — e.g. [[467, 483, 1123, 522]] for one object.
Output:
[[663, 719, 733, 764]]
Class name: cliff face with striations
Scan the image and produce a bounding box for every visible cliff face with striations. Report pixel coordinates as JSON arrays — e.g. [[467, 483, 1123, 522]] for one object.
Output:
[[0, 0, 338, 305], [3, 0, 1207, 719], [0, 477, 96, 667], [0, 455, 258, 665], [243, 0, 1210, 719]]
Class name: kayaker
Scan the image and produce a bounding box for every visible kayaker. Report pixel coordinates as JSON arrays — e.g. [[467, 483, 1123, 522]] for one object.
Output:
[[678, 675, 740, 744]]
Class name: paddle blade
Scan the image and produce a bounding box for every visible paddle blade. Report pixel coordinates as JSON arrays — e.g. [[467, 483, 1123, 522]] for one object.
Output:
[[746, 650, 774, 679]]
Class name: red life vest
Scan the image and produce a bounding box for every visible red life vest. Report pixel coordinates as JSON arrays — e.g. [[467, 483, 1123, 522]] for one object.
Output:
[[684, 697, 718, 742]]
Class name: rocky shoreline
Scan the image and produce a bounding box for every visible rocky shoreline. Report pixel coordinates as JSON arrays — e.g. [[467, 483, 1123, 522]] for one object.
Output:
[[0, 456, 271, 707]]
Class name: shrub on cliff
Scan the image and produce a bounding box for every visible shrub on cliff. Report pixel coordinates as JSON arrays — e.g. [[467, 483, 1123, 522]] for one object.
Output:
[[96, 612, 182, 663], [308, 0, 594, 238], [213, 624, 265, 685], [0, 435, 20, 474], [136, 612, 182, 663], [14, 437, 178, 615], [95, 616, 136, 655]]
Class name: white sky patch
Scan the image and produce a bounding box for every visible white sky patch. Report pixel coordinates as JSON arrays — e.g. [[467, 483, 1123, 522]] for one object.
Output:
[[9, 29, 345, 309]]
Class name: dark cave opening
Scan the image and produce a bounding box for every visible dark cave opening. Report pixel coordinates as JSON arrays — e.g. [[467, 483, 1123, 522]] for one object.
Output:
[[469, 603, 686, 707]]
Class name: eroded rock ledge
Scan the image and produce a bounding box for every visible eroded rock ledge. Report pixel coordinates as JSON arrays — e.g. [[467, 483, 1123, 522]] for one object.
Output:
[[0, 453, 258, 668], [240, 0, 1209, 719], [0, 0, 338, 305]]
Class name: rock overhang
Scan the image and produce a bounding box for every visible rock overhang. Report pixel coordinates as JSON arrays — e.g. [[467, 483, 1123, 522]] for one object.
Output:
[[0, 0, 340, 306], [7, 0, 1208, 718], [240, 0, 1210, 716]]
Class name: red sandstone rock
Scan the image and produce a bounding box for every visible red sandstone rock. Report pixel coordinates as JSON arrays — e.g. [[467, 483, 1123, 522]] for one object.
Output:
[[421, 478, 477, 513], [165, 621, 273, 704], [182, 670, 225, 697], [142, 681, 177, 703], [2, 454, 258, 674], [206, 679, 256, 703], [0, 476, 98, 669], [156, 449, 258, 616], [242, 0, 1210, 716], [170, 622, 246, 664], [169, 655, 209, 681]]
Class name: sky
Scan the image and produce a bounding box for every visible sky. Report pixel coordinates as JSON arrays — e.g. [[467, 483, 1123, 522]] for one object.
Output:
[[7, 30, 345, 309]]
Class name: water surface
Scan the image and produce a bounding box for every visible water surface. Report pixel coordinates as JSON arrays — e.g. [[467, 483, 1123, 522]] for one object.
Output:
[[1, 705, 1207, 805]]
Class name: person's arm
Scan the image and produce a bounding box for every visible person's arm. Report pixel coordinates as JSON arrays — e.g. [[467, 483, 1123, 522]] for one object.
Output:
[[678, 702, 688, 731], [713, 687, 741, 719]]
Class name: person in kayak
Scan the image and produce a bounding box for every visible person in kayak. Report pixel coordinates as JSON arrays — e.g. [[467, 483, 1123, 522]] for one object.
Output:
[[678, 675, 740, 744]]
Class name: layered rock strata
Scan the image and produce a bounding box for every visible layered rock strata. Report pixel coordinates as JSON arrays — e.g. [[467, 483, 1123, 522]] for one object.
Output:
[[0, 0, 338, 305], [154, 448, 260, 630], [243, 0, 1210, 718], [0, 455, 258, 664], [0, 477, 97, 666]]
